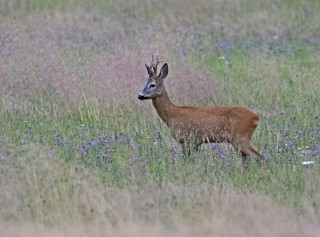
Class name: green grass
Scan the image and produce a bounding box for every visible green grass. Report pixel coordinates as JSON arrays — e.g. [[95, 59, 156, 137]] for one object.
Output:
[[1, 76, 318, 205]]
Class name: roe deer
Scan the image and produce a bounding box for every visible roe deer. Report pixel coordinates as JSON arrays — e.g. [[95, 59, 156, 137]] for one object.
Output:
[[138, 56, 264, 166]]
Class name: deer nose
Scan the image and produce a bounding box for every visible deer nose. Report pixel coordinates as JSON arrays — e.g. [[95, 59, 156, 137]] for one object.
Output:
[[138, 94, 146, 100]]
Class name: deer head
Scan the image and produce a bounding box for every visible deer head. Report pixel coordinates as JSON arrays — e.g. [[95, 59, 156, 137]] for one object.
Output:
[[138, 56, 168, 100]]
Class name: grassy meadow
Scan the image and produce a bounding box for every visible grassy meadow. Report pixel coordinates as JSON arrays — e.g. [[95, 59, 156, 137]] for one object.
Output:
[[0, 0, 320, 236]]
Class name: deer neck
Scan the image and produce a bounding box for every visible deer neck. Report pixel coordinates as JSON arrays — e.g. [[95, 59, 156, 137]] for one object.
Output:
[[152, 89, 176, 126]]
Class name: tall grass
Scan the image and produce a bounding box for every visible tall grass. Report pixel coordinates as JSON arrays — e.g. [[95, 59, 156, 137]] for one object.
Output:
[[0, 0, 320, 236]]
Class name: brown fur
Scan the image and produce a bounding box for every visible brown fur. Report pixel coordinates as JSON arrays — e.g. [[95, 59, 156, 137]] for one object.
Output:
[[139, 58, 263, 166]]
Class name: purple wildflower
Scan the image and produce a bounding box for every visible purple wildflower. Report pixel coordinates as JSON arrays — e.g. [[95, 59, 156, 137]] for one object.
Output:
[[289, 140, 296, 147], [219, 39, 233, 50], [117, 138, 123, 143], [263, 153, 268, 160], [211, 143, 217, 149]]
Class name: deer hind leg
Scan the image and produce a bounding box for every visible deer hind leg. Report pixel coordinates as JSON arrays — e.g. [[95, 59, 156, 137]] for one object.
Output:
[[239, 140, 264, 168]]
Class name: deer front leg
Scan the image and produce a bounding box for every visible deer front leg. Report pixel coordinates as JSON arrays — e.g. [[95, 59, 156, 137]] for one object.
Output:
[[180, 140, 202, 157], [179, 138, 191, 156]]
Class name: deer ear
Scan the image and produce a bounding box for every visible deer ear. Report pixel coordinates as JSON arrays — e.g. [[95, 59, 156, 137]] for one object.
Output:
[[159, 63, 168, 79]]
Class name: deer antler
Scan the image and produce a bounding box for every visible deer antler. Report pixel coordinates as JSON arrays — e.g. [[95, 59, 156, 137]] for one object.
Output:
[[146, 55, 162, 75], [152, 55, 162, 75]]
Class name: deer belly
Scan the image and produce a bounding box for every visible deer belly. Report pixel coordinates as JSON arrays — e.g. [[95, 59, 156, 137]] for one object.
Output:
[[196, 128, 229, 144], [171, 122, 230, 144]]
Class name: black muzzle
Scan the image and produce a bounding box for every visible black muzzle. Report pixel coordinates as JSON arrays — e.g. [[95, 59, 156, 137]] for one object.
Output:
[[138, 95, 147, 100]]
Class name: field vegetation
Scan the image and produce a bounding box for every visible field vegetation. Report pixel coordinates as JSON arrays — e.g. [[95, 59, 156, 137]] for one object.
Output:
[[0, 0, 320, 236]]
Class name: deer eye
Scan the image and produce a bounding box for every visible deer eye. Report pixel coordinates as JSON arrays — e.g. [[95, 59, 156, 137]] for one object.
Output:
[[150, 83, 156, 88]]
